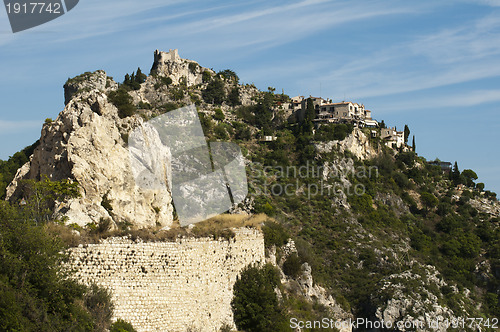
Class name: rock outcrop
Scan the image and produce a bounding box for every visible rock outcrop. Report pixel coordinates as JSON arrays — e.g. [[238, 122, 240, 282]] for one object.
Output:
[[63, 70, 118, 105], [7, 71, 174, 228], [150, 49, 214, 86], [371, 264, 479, 331], [315, 127, 379, 160]]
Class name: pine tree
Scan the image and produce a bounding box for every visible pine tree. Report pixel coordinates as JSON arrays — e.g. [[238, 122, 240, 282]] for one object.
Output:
[[123, 74, 130, 85], [412, 135, 416, 152], [451, 161, 462, 184], [135, 67, 147, 84]]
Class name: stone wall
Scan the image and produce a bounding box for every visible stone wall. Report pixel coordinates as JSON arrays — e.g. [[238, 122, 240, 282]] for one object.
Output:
[[66, 228, 265, 332]]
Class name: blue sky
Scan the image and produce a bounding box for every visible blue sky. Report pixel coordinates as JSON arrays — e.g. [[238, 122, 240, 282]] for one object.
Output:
[[1, 0, 499, 193]]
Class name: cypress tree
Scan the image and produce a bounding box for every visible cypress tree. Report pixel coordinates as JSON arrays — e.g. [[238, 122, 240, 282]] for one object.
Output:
[[404, 124, 410, 145]]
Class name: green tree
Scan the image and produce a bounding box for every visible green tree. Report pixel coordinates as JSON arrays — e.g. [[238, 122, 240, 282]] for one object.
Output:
[[461, 169, 478, 188], [0, 141, 39, 199], [227, 87, 241, 106], [0, 201, 112, 331], [420, 191, 438, 212], [202, 77, 225, 104], [217, 69, 239, 82], [450, 161, 462, 185], [134, 67, 147, 84], [404, 124, 410, 145], [19, 175, 80, 224], [412, 135, 416, 152], [282, 253, 302, 278], [231, 264, 288, 332]]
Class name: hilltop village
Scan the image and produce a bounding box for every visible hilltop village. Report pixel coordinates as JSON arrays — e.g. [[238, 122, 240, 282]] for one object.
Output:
[[283, 95, 407, 150]]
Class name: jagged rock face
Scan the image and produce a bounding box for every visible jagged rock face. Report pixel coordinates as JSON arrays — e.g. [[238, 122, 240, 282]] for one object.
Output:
[[63, 70, 118, 105], [315, 128, 379, 160], [375, 192, 410, 216], [469, 196, 500, 217], [7, 72, 173, 228], [372, 264, 477, 332], [150, 49, 214, 86]]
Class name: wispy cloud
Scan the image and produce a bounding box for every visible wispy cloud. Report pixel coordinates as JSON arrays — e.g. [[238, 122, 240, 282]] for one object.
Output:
[[460, 0, 500, 6], [0, 120, 42, 134], [316, 10, 500, 100]]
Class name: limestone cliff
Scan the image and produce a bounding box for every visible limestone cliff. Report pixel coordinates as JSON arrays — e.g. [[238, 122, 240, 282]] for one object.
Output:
[[315, 127, 380, 160], [6, 71, 173, 228]]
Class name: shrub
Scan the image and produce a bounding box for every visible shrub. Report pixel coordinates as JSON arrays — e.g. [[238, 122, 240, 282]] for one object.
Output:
[[231, 264, 288, 332], [85, 284, 114, 331], [137, 101, 152, 109], [169, 86, 185, 101], [108, 88, 135, 118], [202, 70, 212, 83], [101, 192, 113, 213], [332, 123, 353, 140], [213, 108, 225, 121], [261, 221, 289, 248], [110, 319, 137, 332], [420, 191, 438, 211], [188, 62, 198, 73], [160, 76, 173, 87], [214, 123, 229, 140], [282, 253, 302, 278], [314, 124, 336, 141]]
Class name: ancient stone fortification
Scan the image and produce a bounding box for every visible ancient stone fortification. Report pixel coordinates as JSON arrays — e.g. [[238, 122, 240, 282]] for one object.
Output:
[[150, 48, 214, 86], [66, 228, 265, 332]]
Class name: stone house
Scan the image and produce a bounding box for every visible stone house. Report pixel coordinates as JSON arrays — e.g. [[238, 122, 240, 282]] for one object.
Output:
[[316, 101, 377, 127], [380, 127, 405, 148]]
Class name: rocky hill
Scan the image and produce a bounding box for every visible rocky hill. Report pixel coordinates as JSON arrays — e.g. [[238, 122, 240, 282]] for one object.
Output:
[[2, 49, 499, 331]]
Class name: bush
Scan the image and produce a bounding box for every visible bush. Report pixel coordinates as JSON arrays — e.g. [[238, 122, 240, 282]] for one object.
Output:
[[202, 70, 212, 83], [261, 221, 289, 248], [213, 108, 225, 121], [420, 191, 438, 211], [188, 62, 198, 73], [282, 253, 302, 278], [110, 319, 137, 332], [85, 284, 114, 331], [108, 88, 135, 118], [231, 264, 288, 332], [332, 123, 353, 140], [214, 123, 229, 140]]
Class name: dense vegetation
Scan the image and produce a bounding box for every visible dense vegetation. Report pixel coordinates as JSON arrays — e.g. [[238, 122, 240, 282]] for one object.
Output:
[[0, 160, 137, 331]]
